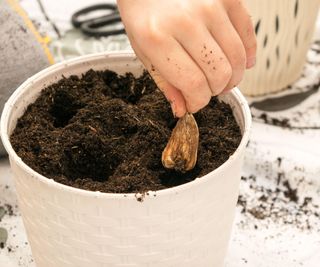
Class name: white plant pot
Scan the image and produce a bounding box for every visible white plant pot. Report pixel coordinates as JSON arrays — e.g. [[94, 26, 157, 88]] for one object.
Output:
[[1, 52, 251, 267], [240, 0, 320, 96]]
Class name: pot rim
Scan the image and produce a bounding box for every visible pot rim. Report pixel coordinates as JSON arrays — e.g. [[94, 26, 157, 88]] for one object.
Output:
[[0, 51, 252, 200]]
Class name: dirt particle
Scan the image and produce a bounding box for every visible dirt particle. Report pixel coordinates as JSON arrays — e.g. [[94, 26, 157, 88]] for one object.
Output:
[[0, 207, 5, 221], [0, 228, 8, 249], [238, 171, 317, 230], [257, 113, 292, 128], [4, 204, 14, 216], [19, 25, 27, 33], [277, 157, 282, 167], [277, 172, 283, 185], [283, 180, 299, 202], [248, 206, 268, 220], [88, 125, 97, 133]]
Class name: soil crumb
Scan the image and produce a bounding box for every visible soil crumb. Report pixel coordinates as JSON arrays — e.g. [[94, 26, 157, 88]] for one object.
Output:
[[11, 69, 241, 193]]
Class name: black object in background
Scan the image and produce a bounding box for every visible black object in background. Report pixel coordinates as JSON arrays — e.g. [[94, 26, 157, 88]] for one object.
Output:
[[71, 4, 126, 37]]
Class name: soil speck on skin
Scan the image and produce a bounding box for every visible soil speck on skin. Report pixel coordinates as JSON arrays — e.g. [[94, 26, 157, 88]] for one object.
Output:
[[10, 69, 241, 194]]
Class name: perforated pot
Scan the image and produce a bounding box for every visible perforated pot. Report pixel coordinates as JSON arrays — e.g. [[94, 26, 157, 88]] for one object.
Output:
[[240, 0, 320, 96], [1, 52, 251, 267]]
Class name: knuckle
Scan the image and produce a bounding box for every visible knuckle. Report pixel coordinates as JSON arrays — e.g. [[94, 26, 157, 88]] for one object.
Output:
[[229, 48, 246, 69], [131, 18, 147, 33], [211, 62, 232, 94], [222, 0, 231, 7], [174, 13, 194, 29], [145, 30, 161, 44], [139, 25, 163, 45], [198, 2, 214, 17], [180, 72, 211, 112], [186, 72, 208, 91]]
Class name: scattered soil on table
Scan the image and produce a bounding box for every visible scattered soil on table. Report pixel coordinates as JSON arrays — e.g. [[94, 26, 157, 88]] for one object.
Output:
[[237, 157, 320, 231], [0, 204, 15, 249], [10, 69, 241, 193], [257, 113, 292, 128]]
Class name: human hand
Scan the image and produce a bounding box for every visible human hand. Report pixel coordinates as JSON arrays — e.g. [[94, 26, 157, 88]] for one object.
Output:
[[117, 0, 256, 117]]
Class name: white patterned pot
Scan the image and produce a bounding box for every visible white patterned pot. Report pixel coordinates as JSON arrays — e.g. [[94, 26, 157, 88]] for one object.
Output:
[[0, 52, 251, 267], [240, 0, 320, 96]]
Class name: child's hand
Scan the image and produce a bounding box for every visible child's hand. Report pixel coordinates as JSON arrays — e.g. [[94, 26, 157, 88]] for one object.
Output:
[[117, 0, 256, 117]]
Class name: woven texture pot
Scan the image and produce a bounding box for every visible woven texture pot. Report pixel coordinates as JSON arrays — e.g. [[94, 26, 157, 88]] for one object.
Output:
[[240, 0, 320, 96], [1, 52, 251, 267]]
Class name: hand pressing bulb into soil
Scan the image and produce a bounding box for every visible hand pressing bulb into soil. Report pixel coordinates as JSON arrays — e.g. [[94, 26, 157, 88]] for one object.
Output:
[[117, 0, 257, 117], [117, 0, 256, 171]]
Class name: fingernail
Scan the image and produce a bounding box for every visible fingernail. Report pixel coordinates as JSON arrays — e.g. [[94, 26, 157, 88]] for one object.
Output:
[[170, 100, 177, 118], [246, 57, 256, 69], [221, 87, 233, 95]]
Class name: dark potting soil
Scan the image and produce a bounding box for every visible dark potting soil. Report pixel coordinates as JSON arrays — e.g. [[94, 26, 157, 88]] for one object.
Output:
[[10, 69, 241, 193]]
